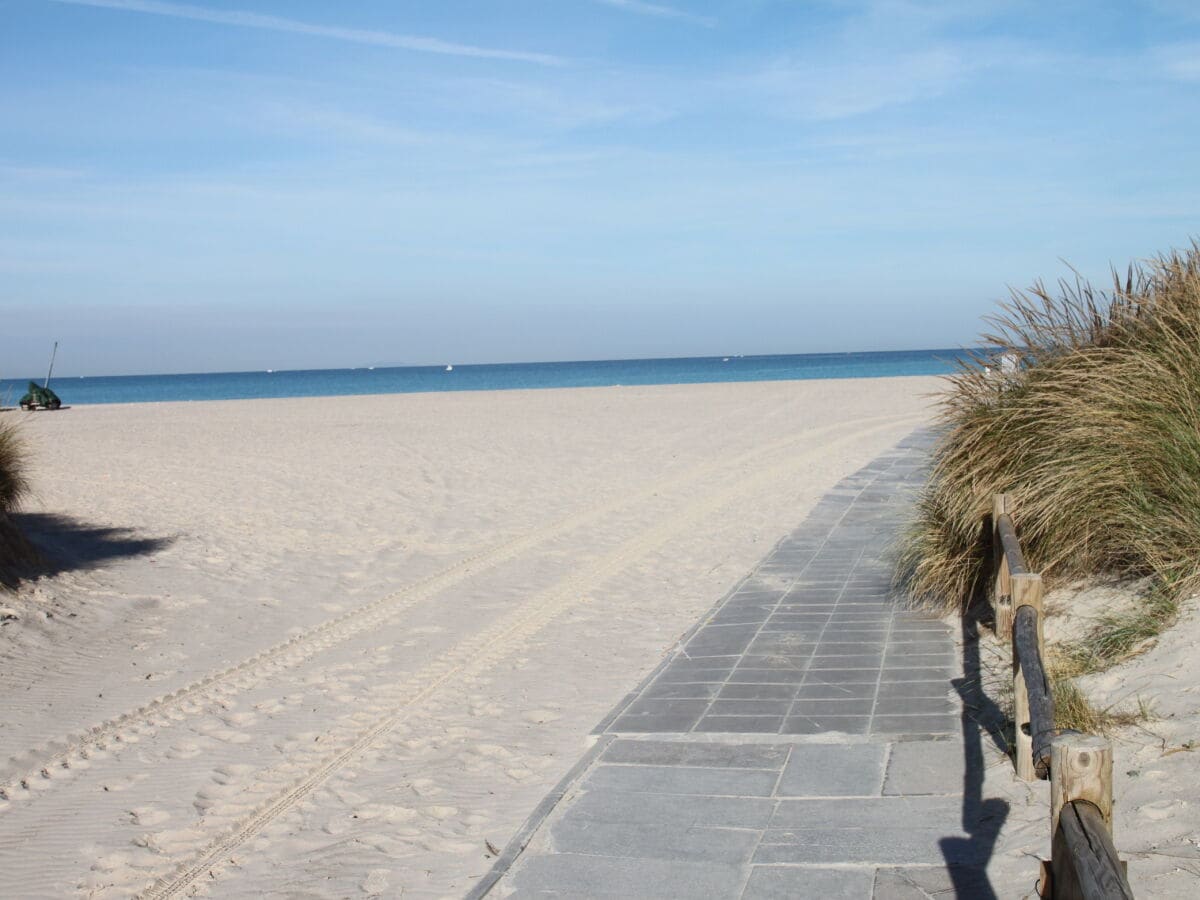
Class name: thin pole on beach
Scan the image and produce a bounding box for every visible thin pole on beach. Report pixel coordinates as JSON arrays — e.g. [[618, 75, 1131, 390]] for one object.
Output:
[[44, 341, 58, 389]]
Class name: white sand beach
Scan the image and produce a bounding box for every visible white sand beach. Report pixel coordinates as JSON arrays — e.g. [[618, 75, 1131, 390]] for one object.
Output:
[[0, 377, 939, 898]]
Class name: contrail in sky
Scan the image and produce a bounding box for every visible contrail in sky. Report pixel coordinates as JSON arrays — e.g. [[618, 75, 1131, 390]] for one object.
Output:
[[48, 0, 566, 65]]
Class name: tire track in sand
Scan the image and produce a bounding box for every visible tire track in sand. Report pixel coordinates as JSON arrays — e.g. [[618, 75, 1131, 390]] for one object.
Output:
[[137, 415, 922, 899], [0, 412, 913, 810]]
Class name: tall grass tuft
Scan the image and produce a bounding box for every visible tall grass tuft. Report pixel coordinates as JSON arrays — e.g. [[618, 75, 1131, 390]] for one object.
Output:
[[0, 415, 35, 587], [901, 241, 1200, 614], [0, 416, 29, 514]]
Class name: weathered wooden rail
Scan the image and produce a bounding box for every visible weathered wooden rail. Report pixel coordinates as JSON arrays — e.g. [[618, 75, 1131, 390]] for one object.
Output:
[[991, 494, 1134, 899]]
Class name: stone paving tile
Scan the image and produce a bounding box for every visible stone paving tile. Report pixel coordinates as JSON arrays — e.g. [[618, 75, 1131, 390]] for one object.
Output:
[[506, 854, 747, 899], [742, 866, 876, 899], [776, 744, 887, 796], [883, 740, 966, 796], [781, 714, 871, 735], [549, 820, 761, 864], [567, 789, 776, 828], [873, 865, 993, 898], [696, 715, 787, 733], [872, 714, 959, 734], [583, 764, 781, 797], [601, 739, 789, 769]]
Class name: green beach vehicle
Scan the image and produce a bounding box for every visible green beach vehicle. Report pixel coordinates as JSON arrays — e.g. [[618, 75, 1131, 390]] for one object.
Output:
[[19, 382, 62, 411]]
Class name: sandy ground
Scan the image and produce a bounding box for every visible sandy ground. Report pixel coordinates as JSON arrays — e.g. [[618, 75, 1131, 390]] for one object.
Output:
[[0, 377, 939, 898]]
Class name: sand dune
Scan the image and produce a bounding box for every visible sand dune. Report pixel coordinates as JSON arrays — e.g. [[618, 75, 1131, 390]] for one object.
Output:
[[0, 378, 938, 897]]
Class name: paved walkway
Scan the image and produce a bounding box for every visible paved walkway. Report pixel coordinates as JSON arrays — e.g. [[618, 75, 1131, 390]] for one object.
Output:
[[478, 431, 997, 899]]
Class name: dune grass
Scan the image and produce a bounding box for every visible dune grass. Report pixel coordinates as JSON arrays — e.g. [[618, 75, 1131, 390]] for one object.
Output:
[[1047, 671, 1145, 734], [0, 415, 35, 588], [900, 243, 1200, 732], [901, 242, 1200, 617], [0, 415, 28, 513]]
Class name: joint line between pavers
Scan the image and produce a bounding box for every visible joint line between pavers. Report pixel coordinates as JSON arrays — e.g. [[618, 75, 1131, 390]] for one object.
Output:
[[736, 743, 792, 900], [879, 741, 896, 796], [866, 586, 900, 736]]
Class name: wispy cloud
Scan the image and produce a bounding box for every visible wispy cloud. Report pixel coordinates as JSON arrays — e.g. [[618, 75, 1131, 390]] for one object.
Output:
[[1152, 41, 1200, 81], [593, 0, 716, 28], [47, 0, 566, 65], [738, 45, 971, 120]]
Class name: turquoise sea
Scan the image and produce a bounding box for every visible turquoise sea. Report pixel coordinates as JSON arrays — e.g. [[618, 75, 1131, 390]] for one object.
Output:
[[1, 349, 967, 407]]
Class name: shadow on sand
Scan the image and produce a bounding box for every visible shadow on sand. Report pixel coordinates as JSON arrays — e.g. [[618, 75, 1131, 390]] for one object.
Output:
[[2, 512, 173, 587]]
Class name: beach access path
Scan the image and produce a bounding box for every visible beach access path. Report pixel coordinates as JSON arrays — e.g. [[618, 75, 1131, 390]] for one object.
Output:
[[480, 431, 1011, 899]]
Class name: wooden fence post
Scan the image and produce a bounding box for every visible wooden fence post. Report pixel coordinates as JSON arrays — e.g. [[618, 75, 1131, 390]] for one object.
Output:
[[993, 493, 1013, 635], [1049, 734, 1127, 898], [1012, 572, 1044, 781]]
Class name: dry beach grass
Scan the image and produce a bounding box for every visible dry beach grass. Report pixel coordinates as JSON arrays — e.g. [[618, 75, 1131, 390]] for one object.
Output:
[[0, 416, 38, 589], [900, 243, 1200, 659]]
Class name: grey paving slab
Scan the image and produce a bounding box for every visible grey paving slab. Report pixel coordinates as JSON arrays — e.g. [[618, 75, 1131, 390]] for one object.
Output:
[[771, 796, 963, 828], [776, 743, 887, 796], [752, 829, 956, 866], [506, 853, 746, 899], [873, 865, 993, 898], [781, 714, 871, 735], [609, 713, 705, 733], [567, 789, 776, 828], [601, 739, 789, 770], [583, 764, 781, 797], [549, 820, 760, 864], [743, 866, 876, 899], [486, 430, 990, 899], [883, 740, 967, 796], [871, 714, 958, 735], [696, 714, 786, 732]]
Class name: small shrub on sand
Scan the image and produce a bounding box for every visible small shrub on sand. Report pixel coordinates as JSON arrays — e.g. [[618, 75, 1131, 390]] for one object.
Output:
[[1048, 668, 1143, 734], [0, 416, 35, 587], [1059, 587, 1179, 676], [0, 415, 28, 513], [900, 242, 1200, 618]]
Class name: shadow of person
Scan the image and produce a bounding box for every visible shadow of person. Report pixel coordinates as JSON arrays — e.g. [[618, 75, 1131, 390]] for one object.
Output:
[[2, 511, 173, 587], [936, 527, 1012, 899]]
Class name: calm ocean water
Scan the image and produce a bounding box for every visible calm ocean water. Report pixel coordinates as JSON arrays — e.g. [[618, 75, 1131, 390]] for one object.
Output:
[[1, 349, 967, 407]]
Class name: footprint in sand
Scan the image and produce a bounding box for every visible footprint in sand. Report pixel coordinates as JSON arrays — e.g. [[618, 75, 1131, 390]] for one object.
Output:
[[128, 806, 170, 827], [208, 728, 252, 744], [1140, 799, 1184, 820], [322, 814, 356, 836], [211, 764, 258, 784], [409, 778, 441, 799]]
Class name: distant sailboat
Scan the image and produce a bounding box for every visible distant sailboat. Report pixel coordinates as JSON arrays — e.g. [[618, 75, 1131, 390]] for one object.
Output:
[[445, 364, 453, 372]]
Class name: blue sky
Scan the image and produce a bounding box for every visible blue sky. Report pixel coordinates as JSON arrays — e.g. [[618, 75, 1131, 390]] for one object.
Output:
[[3, 0, 1199, 376]]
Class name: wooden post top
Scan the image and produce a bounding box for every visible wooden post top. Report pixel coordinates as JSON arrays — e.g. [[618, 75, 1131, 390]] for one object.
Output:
[[1051, 734, 1114, 839]]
